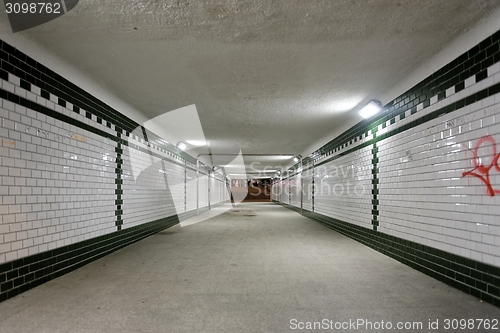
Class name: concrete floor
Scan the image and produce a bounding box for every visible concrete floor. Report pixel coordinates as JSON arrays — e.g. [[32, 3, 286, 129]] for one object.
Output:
[[0, 203, 498, 333]]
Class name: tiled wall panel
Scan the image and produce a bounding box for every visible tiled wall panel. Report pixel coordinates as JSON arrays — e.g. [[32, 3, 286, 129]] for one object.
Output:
[[0, 75, 118, 264], [282, 179, 290, 204], [313, 146, 373, 229], [302, 167, 313, 211], [164, 159, 186, 215], [220, 180, 226, 203], [215, 172, 227, 204], [209, 175, 220, 205], [198, 172, 209, 209], [224, 181, 230, 202], [289, 175, 301, 208], [121, 133, 176, 229], [186, 167, 197, 212], [378, 94, 500, 267], [270, 179, 281, 202]]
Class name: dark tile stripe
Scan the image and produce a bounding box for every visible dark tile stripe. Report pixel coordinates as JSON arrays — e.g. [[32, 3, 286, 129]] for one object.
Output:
[[372, 140, 379, 231], [0, 88, 119, 142], [115, 132, 123, 230]]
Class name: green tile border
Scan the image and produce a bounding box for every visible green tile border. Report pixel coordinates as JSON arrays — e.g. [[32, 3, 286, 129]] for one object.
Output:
[[115, 132, 124, 230], [372, 139, 379, 231]]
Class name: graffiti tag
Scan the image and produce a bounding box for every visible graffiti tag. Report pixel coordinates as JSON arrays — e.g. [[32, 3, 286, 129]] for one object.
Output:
[[0, 139, 15, 147], [462, 135, 500, 196], [26, 126, 87, 143]]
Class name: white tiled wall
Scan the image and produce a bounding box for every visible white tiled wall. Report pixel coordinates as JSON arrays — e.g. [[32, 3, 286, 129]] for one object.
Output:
[[164, 159, 186, 215], [313, 146, 373, 228], [378, 87, 500, 267], [198, 172, 209, 209], [217, 172, 229, 204], [0, 76, 117, 263], [121, 131, 179, 229], [289, 174, 301, 208], [224, 181, 230, 202], [210, 172, 225, 206], [282, 179, 290, 204], [0, 70, 229, 264], [302, 167, 313, 211], [270, 179, 281, 202], [186, 167, 197, 212]]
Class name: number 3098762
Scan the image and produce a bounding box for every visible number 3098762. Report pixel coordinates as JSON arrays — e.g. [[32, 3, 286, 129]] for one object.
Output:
[[5, 2, 61, 14]]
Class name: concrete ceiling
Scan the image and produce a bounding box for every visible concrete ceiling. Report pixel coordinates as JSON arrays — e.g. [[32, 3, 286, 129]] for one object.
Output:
[[2, 0, 500, 173]]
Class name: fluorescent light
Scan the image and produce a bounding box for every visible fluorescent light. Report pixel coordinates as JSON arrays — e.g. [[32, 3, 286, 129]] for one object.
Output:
[[266, 155, 293, 160], [359, 100, 382, 119], [228, 173, 274, 176], [176, 141, 187, 151], [293, 155, 302, 163], [186, 140, 206, 146]]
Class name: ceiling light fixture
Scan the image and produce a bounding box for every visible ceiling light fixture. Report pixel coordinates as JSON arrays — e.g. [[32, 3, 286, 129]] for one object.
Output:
[[186, 140, 206, 146], [293, 155, 302, 163], [176, 141, 187, 151], [359, 100, 382, 119]]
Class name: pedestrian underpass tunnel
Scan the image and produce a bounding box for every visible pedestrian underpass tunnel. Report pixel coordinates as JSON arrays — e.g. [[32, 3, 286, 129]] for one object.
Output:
[[0, 2, 500, 332]]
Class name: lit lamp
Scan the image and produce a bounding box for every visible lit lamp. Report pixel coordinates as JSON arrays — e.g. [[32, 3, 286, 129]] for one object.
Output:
[[291, 155, 303, 215], [359, 100, 382, 119], [176, 141, 187, 151]]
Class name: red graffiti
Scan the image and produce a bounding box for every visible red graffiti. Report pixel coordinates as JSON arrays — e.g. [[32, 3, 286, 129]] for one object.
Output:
[[462, 135, 500, 196]]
